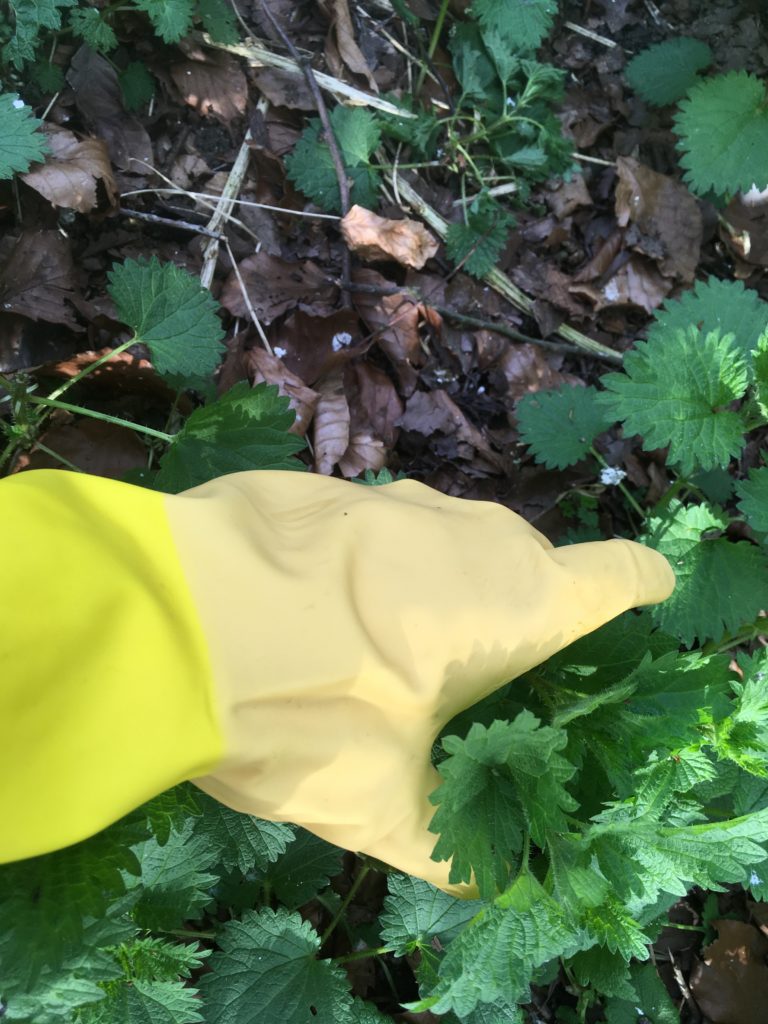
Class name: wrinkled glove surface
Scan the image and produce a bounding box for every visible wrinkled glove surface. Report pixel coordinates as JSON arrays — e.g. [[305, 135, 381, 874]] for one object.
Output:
[[1, 470, 674, 894]]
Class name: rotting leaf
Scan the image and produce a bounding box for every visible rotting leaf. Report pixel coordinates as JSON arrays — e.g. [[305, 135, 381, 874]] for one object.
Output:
[[313, 369, 350, 476], [170, 50, 248, 122], [270, 309, 366, 387], [16, 418, 146, 478], [690, 919, 768, 1024], [21, 125, 118, 213], [321, 0, 378, 92], [0, 230, 79, 327], [614, 156, 702, 284], [246, 346, 319, 437], [219, 253, 338, 324], [341, 205, 439, 269]]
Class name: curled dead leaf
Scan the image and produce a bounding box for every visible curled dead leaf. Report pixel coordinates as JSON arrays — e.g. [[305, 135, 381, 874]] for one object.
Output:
[[314, 369, 350, 475], [615, 156, 702, 284], [690, 919, 768, 1024], [0, 231, 79, 327], [220, 253, 338, 324], [320, 0, 378, 91], [21, 126, 118, 213], [341, 205, 439, 269], [246, 346, 319, 436], [170, 51, 248, 122]]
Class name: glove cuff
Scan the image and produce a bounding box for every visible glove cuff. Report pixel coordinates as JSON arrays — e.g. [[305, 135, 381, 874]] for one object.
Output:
[[0, 470, 224, 863]]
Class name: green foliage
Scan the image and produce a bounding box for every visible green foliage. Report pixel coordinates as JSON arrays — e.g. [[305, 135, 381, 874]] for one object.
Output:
[[69, 7, 118, 53], [674, 71, 768, 196], [131, 0, 193, 43], [118, 61, 155, 112], [0, 93, 48, 179], [599, 326, 749, 475], [429, 713, 578, 897], [197, 0, 239, 43], [2, 0, 76, 68], [286, 106, 381, 213], [625, 37, 712, 106], [445, 193, 515, 278], [107, 256, 225, 384], [737, 467, 768, 533], [199, 907, 353, 1024], [471, 0, 557, 51], [154, 381, 306, 492], [516, 384, 610, 469]]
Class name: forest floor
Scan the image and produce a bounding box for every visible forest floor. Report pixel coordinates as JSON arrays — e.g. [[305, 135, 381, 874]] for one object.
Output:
[[2, 0, 768, 1020]]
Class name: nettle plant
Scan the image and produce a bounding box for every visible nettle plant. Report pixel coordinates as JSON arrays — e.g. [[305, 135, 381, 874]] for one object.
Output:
[[286, 0, 571, 278], [0, 258, 305, 484], [0, 0, 237, 102], [625, 36, 768, 199], [5, 273, 768, 1023]]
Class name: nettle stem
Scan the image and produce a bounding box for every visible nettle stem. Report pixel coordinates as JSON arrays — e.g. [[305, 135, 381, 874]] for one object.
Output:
[[319, 863, 371, 947], [332, 944, 395, 965], [27, 395, 174, 444]]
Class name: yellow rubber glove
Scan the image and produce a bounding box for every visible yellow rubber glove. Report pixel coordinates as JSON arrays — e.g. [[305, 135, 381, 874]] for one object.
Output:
[[0, 469, 674, 895]]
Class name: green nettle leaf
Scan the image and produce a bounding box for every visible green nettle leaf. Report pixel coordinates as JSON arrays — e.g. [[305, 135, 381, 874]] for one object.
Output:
[[154, 381, 306, 492], [79, 979, 205, 1024], [445, 195, 515, 278], [567, 944, 635, 1000], [68, 7, 117, 52], [30, 59, 65, 93], [416, 873, 585, 1018], [516, 384, 611, 470], [286, 106, 381, 213], [131, 0, 194, 42], [604, 962, 679, 1024], [625, 37, 712, 106], [599, 326, 749, 475], [257, 829, 343, 909], [200, 907, 353, 1023], [3, 0, 76, 67], [470, 0, 557, 51], [753, 331, 768, 421], [648, 277, 768, 366], [0, 93, 49, 179], [107, 256, 225, 381], [190, 790, 295, 874], [429, 714, 578, 897], [196, 0, 239, 43], [126, 820, 220, 931], [644, 501, 768, 646], [379, 874, 482, 955], [737, 467, 768, 533], [119, 61, 156, 112], [129, 785, 202, 848], [674, 71, 768, 196]]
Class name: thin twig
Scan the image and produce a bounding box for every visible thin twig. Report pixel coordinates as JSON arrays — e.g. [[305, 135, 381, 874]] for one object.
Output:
[[121, 187, 341, 221], [200, 131, 252, 290], [222, 235, 273, 355], [564, 21, 617, 48], [391, 175, 622, 364], [256, 0, 352, 303], [119, 206, 224, 239], [340, 279, 612, 362]]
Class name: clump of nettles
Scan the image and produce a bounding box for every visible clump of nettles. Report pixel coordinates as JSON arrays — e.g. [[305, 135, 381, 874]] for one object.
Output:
[[517, 277, 768, 648], [626, 37, 768, 197], [286, 0, 571, 278]]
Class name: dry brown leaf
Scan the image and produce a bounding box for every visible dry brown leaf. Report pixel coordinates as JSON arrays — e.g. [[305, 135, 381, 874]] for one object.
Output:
[[313, 369, 350, 475], [0, 231, 78, 326], [720, 191, 768, 268], [170, 51, 248, 122], [338, 432, 386, 478], [219, 253, 338, 324], [397, 389, 503, 470], [615, 156, 702, 283], [320, 0, 378, 91], [15, 418, 146, 478], [246, 346, 319, 436], [341, 205, 439, 269], [67, 45, 152, 172], [498, 342, 578, 402], [570, 254, 672, 314], [547, 174, 593, 219], [21, 126, 118, 213], [271, 309, 366, 386], [690, 919, 768, 1024], [251, 68, 316, 110], [347, 361, 403, 446], [353, 269, 431, 395]]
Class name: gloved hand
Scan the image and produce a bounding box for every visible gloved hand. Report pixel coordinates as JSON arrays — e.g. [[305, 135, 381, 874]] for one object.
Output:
[[1, 469, 674, 895]]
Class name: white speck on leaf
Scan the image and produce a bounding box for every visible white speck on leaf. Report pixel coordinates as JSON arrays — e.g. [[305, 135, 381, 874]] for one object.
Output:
[[331, 331, 353, 352], [12, 98, 25, 109], [273, 346, 287, 358], [750, 871, 762, 886], [600, 466, 627, 486]]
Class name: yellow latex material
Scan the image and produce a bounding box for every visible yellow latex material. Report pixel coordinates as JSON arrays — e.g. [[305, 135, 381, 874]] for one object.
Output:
[[0, 470, 223, 863], [165, 472, 676, 896]]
